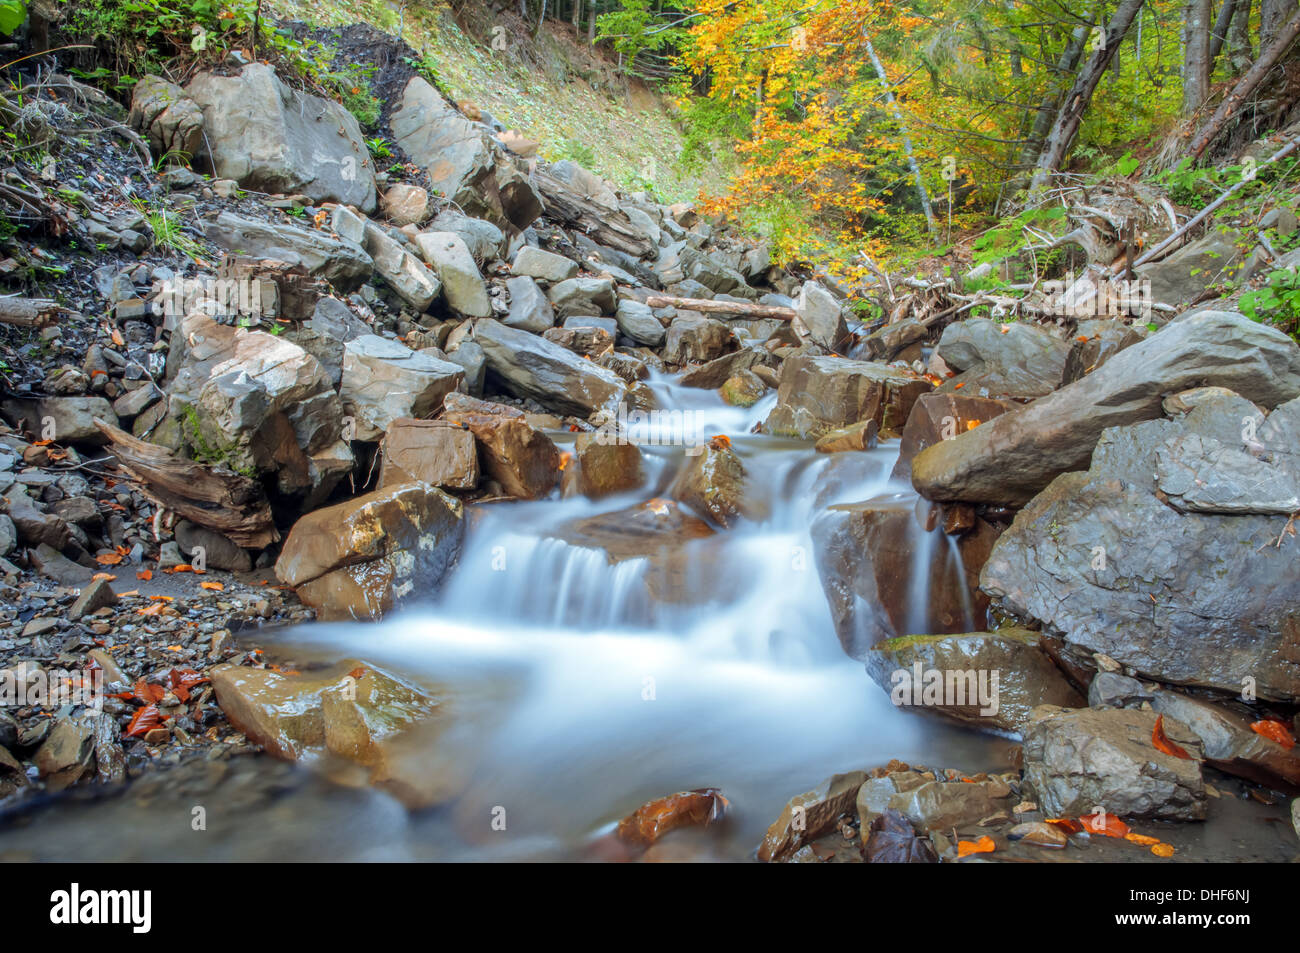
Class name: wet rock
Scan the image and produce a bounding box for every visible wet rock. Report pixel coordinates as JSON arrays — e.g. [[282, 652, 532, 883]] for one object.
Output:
[[671, 442, 747, 527], [204, 212, 373, 290], [864, 629, 1084, 735], [1008, 820, 1067, 848], [275, 482, 465, 621], [174, 521, 252, 572], [679, 346, 764, 390], [548, 277, 616, 318], [442, 394, 559, 499], [378, 418, 479, 491], [128, 75, 204, 164], [473, 318, 628, 419], [1145, 689, 1300, 791], [614, 299, 666, 347], [865, 808, 939, 862], [1156, 430, 1300, 514], [569, 433, 642, 499], [416, 231, 490, 317], [512, 246, 578, 283], [863, 319, 927, 363], [663, 314, 733, 365], [757, 770, 866, 861], [68, 578, 118, 622], [503, 275, 556, 334], [912, 311, 1300, 504], [91, 712, 126, 786], [791, 281, 849, 351], [811, 495, 991, 658], [363, 222, 441, 312], [340, 335, 464, 441], [189, 63, 376, 211], [981, 393, 1300, 701], [0, 743, 27, 797], [935, 318, 1070, 398], [893, 393, 1019, 481], [814, 419, 878, 453], [719, 369, 768, 408], [855, 769, 930, 830], [1022, 706, 1206, 820], [887, 779, 1010, 832], [1088, 672, 1154, 709], [764, 355, 931, 438], [34, 717, 96, 793]]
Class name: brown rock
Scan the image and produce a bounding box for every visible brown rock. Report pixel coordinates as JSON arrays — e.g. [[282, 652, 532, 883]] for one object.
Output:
[[671, 442, 747, 527], [765, 355, 931, 439], [379, 418, 479, 490], [892, 392, 1020, 481], [757, 771, 866, 862], [569, 433, 643, 499], [443, 393, 560, 500]]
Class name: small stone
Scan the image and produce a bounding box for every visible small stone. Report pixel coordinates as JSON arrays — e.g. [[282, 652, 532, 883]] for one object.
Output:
[[1008, 821, 1068, 848]]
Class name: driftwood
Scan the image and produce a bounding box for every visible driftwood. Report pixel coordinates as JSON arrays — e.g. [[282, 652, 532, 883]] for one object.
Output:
[[643, 295, 796, 320], [0, 296, 64, 328], [533, 167, 656, 259], [93, 418, 279, 549]]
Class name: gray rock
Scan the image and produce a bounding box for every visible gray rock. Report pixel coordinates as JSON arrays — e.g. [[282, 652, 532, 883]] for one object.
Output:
[[204, 212, 372, 290], [175, 520, 252, 572], [503, 275, 555, 333], [444, 340, 486, 398], [548, 277, 616, 318], [128, 75, 204, 165], [68, 578, 118, 621], [792, 281, 848, 351], [1023, 706, 1206, 821], [1088, 672, 1153, 709], [341, 335, 465, 441], [512, 246, 579, 283], [912, 311, 1300, 504], [473, 318, 628, 419], [663, 314, 733, 365], [363, 222, 441, 312], [764, 355, 930, 438], [428, 210, 505, 263], [614, 298, 665, 347], [416, 232, 490, 317], [188, 64, 376, 211]]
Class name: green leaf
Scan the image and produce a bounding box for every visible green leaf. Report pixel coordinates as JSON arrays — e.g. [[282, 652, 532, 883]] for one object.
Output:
[[0, 0, 27, 36]]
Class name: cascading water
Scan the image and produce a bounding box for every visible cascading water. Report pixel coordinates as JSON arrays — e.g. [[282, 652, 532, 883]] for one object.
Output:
[[0, 374, 1010, 861]]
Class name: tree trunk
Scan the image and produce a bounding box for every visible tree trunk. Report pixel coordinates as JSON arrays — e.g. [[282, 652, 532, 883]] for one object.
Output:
[[1030, 0, 1148, 191], [0, 297, 64, 328], [643, 295, 796, 320], [588, 0, 597, 42], [1262, 0, 1300, 46], [1188, 9, 1300, 158], [1228, 0, 1255, 70], [863, 34, 936, 236], [571, 0, 581, 32], [1182, 0, 1214, 116], [1208, 0, 1239, 67], [1019, 24, 1091, 170]]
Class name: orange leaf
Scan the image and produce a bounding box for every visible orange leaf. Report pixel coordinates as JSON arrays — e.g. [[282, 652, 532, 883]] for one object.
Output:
[[91, 572, 117, 581], [348, 667, 366, 679], [1150, 842, 1176, 857], [123, 704, 164, 739], [200, 581, 224, 591], [1124, 832, 1161, 846], [953, 381, 966, 389], [32, 439, 52, 447], [710, 434, 732, 449], [137, 603, 167, 616], [1250, 719, 1295, 749], [1152, 714, 1193, 759], [1080, 813, 1130, 838], [95, 553, 123, 565], [616, 788, 729, 847], [956, 835, 996, 857], [136, 570, 153, 581], [133, 680, 165, 704], [150, 595, 175, 601], [1045, 817, 1083, 834], [110, 328, 125, 347]]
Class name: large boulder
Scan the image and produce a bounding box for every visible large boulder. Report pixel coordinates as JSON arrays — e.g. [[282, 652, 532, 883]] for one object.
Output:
[[340, 335, 465, 441], [286, 296, 372, 389], [362, 222, 441, 312], [792, 281, 848, 351], [442, 394, 560, 499], [473, 318, 628, 419], [765, 355, 931, 439], [275, 482, 465, 620], [390, 77, 541, 229], [663, 314, 734, 365], [204, 212, 372, 290], [982, 390, 1300, 701], [892, 393, 1019, 481], [864, 629, 1084, 735], [548, 277, 616, 318], [811, 495, 994, 658], [188, 64, 376, 211], [614, 299, 666, 347], [912, 311, 1300, 504], [378, 418, 479, 490], [128, 75, 204, 164], [503, 275, 555, 334], [670, 442, 747, 527], [934, 317, 1069, 398], [1022, 706, 1206, 821]]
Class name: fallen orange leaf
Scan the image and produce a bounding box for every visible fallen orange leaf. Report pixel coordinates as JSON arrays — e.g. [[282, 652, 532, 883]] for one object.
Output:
[[136, 570, 153, 581], [150, 595, 175, 601], [200, 581, 224, 591], [616, 788, 729, 847], [92, 572, 117, 581], [1250, 719, 1295, 749], [1150, 842, 1176, 858], [123, 704, 164, 739], [137, 603, 166, 616], [1152, 714, 1193, 759], [1124, 832, 1161, 846], [956, 835, 996, 857], [32, 439, 52, 447], [95, 553, 123, 565], [1080, 813, 1130, 838]]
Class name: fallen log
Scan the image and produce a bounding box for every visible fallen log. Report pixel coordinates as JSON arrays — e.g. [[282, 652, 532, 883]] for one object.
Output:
[[0, 296, 65, 328], [643, 294, 796, 320], [93, 417, 279, 549], [533, 167, 656, 259]]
